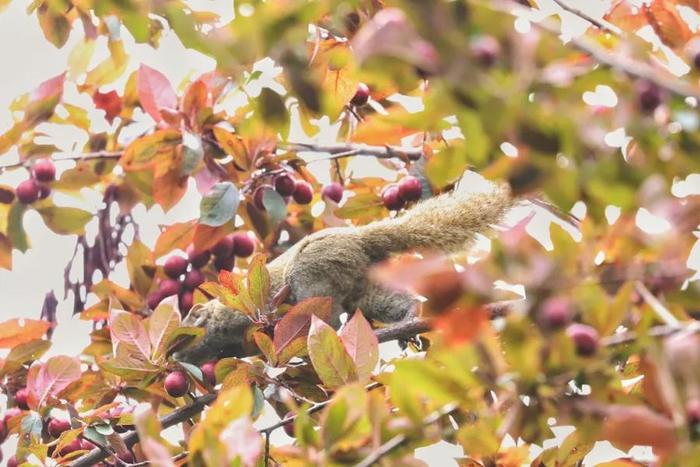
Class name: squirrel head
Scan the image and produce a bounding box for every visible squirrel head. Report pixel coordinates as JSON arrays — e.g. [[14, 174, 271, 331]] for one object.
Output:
[[175, 300, 255, 364]]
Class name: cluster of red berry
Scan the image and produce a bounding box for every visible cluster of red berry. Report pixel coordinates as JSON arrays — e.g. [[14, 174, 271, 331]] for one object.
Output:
[[148, 233, 255, 313], [254, 172, 345, 210], [15, 159, 56, 204], [381, 175, 422, 211]]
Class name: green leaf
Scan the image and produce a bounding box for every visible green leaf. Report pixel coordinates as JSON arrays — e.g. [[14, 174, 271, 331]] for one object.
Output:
[[321, 384, 371, 452], [334, 192, 384, 222], [199, 182, 240, 227], [181, 132, 204, 175], [262, 188, 287, 225], [126, 239, 154, 296], [2, 339, 51, 374], [8, 203, 29, 253], [456, 109, 490, 167], [339, 311, 378, 383], [36, 206, 93, 235], [425, 145, 470, 189], [258, 88, 289, 137], [307, 315, 357, 390]]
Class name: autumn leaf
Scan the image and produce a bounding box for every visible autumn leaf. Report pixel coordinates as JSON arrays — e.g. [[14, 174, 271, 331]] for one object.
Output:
[[154, 220, 196, 258], [274, 297, 332, 355], [0, 319, 52, 349], [643, 1, 692, 50], [338, 311, 378, 383], [307, 315, 358, 390], [36, 206, 93, 235], [109, 310, 152, 360], [26, 355, 81, 408], [138, 64, 178, 123], [146, 303, 181, 363]]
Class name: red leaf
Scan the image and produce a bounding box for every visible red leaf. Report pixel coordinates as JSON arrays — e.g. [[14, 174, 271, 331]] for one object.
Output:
[[339, 311, 378, 382], [93, 90, 123, 123], [26, 355, 81, 408], [273, 297, 332, 354], [0, 319, 52, 349], [138, 64, 177, 123]]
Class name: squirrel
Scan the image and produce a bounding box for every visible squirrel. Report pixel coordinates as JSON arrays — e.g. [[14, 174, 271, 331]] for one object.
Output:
[[177, 178, 514, 364]]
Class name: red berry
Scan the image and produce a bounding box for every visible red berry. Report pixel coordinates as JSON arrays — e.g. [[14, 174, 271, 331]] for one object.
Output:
[[282, 411, 295, 437], [566, 324, 599, 356], [212, 235, 235, 259], [232, 232, 255, 257], [179, 290, 194, 314], [381, 185, 405, 211], [48, 418, 71, 438], [292, 181, 313, 204], [7, 455, 17, 467], [540, 297, 572, 329], [33, 159, 56, 183], [350, 83, 370, 106], [321, 183, 344, 203], [158, 278, 181, 298], [637, 81, 662, 112], [16, 179, 39, 204], [184, 269, 205, 289], [200, 361, 217, 386], [147, 291, 163, 310], [688, 399, 700, 425], [163, 255, 188, 279], [471, 35, 501, 67], [60, 438, 82, 455], [186, 245, 211, 269], [254, 184, 274, 210], [397, 176, 422, 202], [274, 174, 296, 197], [15, 388, 29, 410], [164, 371, 189, 397], [38, 185, 51, 199], [214, 255, 235, 271]]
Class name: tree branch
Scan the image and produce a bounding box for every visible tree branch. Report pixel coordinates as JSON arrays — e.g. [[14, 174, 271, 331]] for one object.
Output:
[[490, 0, 700, 101], [280, 142, 423, 161], [550, 0, 623, 36]]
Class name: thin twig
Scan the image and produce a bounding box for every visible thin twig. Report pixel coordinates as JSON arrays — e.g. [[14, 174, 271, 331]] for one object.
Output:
[[260, 382, 383, 434], [550, 0, 623, 36], [0, 151, 121, 173], [634, 281, 680, 327]]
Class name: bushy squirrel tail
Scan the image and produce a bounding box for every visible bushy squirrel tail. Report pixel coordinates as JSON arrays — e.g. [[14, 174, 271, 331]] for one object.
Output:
[[360, 181, 513, 257]]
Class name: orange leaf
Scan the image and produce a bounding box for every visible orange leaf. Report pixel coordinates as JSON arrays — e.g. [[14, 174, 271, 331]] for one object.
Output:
[[433, 306, 489, 346], [154, 220, 196, 258], [0, 319, 52, 349], [644, 1, 692, 49], [601, 404, 677, 454], [0, 232, 11, 270], [351, 113, 417, 146], [192, 222, 235, 254], [604, 0, 648, 31], [153, 167, 188, 212]]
